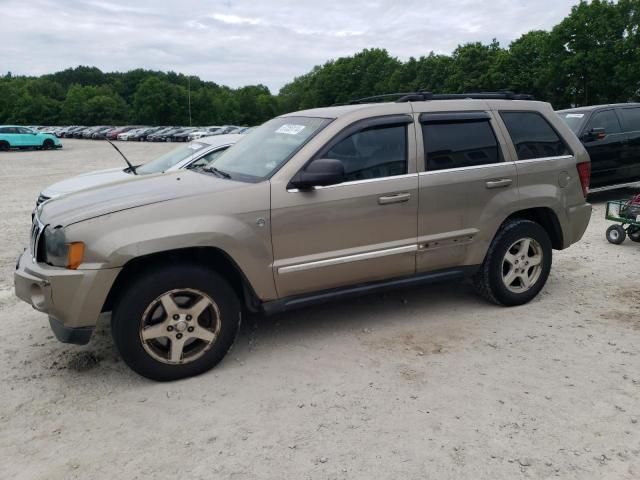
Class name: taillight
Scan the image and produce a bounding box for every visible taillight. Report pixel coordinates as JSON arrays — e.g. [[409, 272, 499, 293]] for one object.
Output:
[[577, 161, 591, 197]]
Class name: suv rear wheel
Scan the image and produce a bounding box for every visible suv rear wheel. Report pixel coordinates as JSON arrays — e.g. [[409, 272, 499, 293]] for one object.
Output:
[[474, 219, 552, 306], [111, 264, 241, 381]]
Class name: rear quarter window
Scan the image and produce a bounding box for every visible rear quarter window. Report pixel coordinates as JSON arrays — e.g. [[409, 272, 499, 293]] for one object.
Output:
[[500, 111, 570, 160]]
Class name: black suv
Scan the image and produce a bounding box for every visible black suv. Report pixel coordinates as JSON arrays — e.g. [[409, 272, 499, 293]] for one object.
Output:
[[558, 103, 640, 191]]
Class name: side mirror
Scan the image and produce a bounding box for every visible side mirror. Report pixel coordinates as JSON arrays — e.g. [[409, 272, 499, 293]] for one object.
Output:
[[585, 127, 605, 141], [288, 158, 345, 190]]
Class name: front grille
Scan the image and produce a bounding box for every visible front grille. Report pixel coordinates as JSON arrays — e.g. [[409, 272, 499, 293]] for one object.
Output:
[[30, 217, 45, 261], [36, 194, 50, 207]]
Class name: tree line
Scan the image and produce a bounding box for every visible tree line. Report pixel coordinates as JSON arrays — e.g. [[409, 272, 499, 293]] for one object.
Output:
[[1, 0, 639, 126]]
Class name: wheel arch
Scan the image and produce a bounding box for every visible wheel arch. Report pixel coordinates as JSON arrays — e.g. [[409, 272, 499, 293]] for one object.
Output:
[[102, 246, 262, 314], [502, 207, 564, 250]]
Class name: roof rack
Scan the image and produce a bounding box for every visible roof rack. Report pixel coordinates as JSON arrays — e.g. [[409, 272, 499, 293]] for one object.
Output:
[[346, 91, 534, 105]]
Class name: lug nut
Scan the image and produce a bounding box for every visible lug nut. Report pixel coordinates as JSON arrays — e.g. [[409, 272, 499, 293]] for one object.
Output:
[[176, 333, 183, 339], [173, 314, 179, 320], [186, 315, 192, 321], [188, 326, 194, 332], [167, 325, 174, 332]]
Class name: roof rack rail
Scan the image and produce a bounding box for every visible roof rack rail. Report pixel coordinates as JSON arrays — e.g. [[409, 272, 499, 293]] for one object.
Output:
[[345, 90, 534, 105]]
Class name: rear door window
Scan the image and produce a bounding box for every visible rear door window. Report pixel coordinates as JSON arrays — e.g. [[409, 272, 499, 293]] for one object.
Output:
[[618, 107, 640, 132], [421, 115, 501, 171], [500, 111, 570, 160], [586, 110, 622, 135]]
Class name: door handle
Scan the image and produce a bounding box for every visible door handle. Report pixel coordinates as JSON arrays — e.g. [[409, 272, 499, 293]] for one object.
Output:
[[485, 178, 513, 189], [378, 193, 411, 205]]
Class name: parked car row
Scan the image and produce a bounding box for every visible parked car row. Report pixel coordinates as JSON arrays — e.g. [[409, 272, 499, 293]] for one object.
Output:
[[31, 125, 250, 142]]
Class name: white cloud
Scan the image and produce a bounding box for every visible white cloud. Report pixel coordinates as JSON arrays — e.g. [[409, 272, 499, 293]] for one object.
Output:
[[0, 0, 579, 92], [210, 13, 263, 25]]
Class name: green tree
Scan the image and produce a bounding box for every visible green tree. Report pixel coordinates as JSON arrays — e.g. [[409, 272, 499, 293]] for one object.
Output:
[[132, 77, 188, 125], [548, 0, 628, 107]]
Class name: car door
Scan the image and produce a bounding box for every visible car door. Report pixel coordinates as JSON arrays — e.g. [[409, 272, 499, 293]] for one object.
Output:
[[616, 106, 640, 183], [18, 127, 37, 147], [270, 115, 419, 298], [579, 108, 627, 188], [4, 127, 21, 146], [416, 111, 518, 272]]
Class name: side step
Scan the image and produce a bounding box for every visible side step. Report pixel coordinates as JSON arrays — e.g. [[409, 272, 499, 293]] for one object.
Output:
[[261, 267, 477, 315]]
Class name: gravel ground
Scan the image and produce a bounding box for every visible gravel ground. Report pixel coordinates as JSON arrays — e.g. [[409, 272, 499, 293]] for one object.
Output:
[[1, 140, 639, 480]]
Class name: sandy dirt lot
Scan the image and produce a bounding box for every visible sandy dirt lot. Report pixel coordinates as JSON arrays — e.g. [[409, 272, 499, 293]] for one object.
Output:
[[1, 139, 639, 479]]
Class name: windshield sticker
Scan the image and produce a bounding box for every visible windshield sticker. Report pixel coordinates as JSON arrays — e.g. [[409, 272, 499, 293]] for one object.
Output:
[[189, 144, 204, 150], [565, 114, 584, 118], [276, 124, 306, 135]]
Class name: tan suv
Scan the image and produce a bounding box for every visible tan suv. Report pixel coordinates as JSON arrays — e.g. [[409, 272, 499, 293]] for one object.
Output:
[[15, 92, 592, 381]]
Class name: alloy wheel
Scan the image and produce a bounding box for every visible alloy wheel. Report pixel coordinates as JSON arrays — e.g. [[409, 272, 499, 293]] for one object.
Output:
[[139, 288, 221, 365], [501, 237, 543, 294]]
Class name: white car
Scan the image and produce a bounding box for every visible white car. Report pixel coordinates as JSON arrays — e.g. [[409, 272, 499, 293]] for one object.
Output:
[[187, 126, 224, 141], [117, 127, 148, 141], [36, 134, 243, 206]]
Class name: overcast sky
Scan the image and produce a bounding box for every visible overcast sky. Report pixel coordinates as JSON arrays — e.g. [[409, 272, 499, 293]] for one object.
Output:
[[0, 0, 578, 92]]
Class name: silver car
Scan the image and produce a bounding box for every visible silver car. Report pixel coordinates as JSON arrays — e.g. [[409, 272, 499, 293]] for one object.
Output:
[[36, 134, 243, 206], [15, 94, 592, 381]]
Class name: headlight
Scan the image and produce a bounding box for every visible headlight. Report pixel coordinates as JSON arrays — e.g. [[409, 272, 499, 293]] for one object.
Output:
[[43, 226, 85, 269]]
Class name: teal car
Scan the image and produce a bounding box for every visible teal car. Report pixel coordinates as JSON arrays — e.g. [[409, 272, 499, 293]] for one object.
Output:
[[0, 126, 62, 151]]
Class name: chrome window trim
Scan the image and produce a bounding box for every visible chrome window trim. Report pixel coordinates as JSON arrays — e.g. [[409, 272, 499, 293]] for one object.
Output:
[[287, 173, 418, 193], [419, 162, 511, 175], [418, 154, 574, 175], [511, 154, 574, 165], [278, 244, 418, 274]]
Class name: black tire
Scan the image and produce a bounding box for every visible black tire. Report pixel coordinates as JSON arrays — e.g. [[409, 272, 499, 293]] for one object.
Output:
[[473, 219, 552, 307], [606, 225, 626, 245], [627, 226, 640, 243], [111, 264, 241, 381], [42, 139, 54, 150], [0, 140, 10, 151]]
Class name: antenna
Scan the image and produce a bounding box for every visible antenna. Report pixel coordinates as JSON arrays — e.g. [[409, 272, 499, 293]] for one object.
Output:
[[105, 139, 137, 174]]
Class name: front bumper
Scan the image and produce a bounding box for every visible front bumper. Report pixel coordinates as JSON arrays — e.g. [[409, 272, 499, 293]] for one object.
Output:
[[14, 251, 120, 344]]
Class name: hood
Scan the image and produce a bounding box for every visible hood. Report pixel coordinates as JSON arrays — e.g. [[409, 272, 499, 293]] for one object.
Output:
[[39, 170, 238, 227], [41, 167, 128, 198]]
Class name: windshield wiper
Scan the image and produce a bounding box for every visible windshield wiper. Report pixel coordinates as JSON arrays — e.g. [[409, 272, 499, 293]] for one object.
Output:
[[201, 166, 231, 179]]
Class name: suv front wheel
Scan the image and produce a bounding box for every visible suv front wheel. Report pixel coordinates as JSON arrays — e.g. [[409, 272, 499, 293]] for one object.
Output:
[[474, 219, 552, 306], [111, 264, 241, 381]]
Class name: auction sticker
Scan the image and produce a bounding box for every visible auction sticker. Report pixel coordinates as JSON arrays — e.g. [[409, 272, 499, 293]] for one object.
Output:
[[566, 114, 584, 118], [276, 124, 306, 135]]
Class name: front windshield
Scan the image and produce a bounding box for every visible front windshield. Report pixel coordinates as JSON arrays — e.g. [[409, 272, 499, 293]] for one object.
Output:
[[136, 142, 208, 174], [558, 111, 587, 134], [210, 116, 331, 182]]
